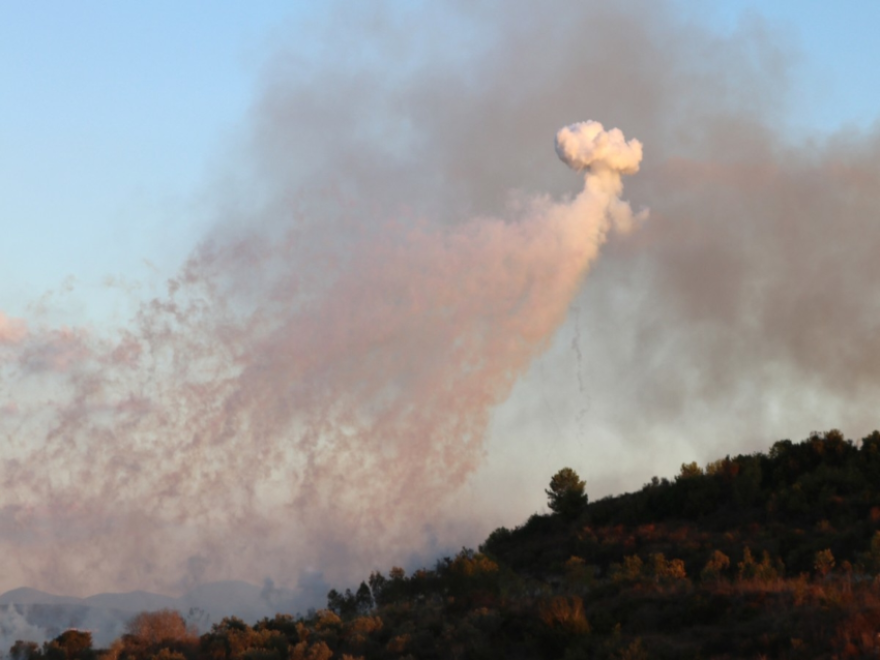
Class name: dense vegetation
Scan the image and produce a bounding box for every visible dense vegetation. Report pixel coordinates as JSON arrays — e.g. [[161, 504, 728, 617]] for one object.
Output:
[[14, 429, 880, 659]]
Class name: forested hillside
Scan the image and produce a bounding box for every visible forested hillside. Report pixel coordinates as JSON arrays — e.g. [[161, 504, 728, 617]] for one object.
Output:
[[14, 430, 880, 659]]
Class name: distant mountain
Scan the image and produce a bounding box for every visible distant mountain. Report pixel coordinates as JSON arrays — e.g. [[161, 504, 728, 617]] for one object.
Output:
[[181, 580, 301, 623], [181, 580, 263, 616], [83, 590, 179, 613], [182, 580, 262, 605], [0, 588, 82, 606]]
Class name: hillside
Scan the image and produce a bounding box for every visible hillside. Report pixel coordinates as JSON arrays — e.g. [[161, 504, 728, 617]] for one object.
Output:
[[13, 429, 880, 660]]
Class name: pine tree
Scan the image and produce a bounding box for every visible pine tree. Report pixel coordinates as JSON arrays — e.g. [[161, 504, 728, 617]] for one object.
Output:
[[546, 468, 588, 520]]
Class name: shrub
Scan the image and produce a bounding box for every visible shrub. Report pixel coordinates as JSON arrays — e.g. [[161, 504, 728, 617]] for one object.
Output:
[[815, 549, 835, 578], [538, 596, 590, 635], [611, 555, 644, 583], [701, 550, 731, 583]]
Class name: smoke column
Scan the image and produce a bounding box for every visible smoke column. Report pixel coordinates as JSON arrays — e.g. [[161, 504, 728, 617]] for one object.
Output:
[[0, 121, 644, 596]]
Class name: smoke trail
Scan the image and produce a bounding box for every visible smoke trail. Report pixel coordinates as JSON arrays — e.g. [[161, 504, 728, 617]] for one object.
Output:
[[0, 121, 643, 595]]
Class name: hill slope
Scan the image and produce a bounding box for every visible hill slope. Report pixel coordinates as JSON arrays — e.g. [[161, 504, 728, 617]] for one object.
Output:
[[15, 429, 880, 659]]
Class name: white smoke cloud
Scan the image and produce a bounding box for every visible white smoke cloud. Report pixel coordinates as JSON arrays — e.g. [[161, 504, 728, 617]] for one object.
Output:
[[555, 121, 643, 175]]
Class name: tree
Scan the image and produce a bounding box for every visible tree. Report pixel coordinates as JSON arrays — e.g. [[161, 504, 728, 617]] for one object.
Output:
[[9, 641, 40, 660], [42, 631, 93, 660], [700, 550, 730, 583], [815, 548, 835, 578], [546, 468, 588, 520], [354, 582, 373, 614], [326, 589, 344, 615], [126, 609, 196, 646], [677, 461, 703, 480]]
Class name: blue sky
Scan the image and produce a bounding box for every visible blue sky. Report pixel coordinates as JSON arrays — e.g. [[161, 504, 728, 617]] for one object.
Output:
[[1, 2, 879, 319], [694, 1, 880, 132], [0, 3, 309, 316]]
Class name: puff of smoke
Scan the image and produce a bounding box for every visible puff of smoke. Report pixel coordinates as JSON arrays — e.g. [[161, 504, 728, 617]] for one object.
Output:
[[555, 121, 643, 175], [556, 121, 647, 234]]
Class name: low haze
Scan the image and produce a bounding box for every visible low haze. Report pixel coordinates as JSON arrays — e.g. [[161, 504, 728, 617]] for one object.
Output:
[[1, 0, 880, 615]]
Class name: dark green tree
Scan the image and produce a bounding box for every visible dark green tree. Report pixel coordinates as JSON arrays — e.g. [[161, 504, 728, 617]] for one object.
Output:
[[9, 641, 40, 660], [367, 570, 387, 605], [355, 581, 373, 614], [546, 467, 588, 520], [42, 631, 93, 660], [326, 589, 344, 615]]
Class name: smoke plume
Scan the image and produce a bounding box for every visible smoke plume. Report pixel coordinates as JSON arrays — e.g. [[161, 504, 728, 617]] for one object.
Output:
[[3, 0, 880, 601], [0, 114, 643, 596]]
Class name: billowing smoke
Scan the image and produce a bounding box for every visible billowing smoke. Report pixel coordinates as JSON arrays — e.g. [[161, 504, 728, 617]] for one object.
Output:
[[0, 115, 643, 596], [3, 0, 880, 603], [555, 122, 642, 176]]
